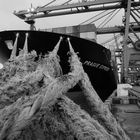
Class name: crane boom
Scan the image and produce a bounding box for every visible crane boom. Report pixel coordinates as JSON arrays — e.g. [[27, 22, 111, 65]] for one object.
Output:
[[97, 25, 140, 34], [14, 0, 123, 20], [14, 0, 140, 21]]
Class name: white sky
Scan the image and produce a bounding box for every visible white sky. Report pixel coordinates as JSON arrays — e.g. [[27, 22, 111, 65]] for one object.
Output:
[[0, 0, 124, 44]]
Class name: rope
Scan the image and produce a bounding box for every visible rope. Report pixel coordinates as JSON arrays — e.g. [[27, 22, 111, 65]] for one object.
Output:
[[10, 33, 19, 60]]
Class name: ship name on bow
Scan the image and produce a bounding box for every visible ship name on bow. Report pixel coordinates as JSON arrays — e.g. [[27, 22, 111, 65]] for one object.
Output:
[[84, 61, 110, 71]]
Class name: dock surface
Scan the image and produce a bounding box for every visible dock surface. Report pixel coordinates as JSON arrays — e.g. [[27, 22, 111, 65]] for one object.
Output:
[[111, 86, 140, 140]]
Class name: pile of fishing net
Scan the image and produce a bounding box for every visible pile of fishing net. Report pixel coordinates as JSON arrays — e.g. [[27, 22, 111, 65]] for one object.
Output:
[[0, 37, 130, 140]]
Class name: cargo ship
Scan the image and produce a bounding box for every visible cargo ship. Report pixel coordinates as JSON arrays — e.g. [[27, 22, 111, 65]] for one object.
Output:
[[0, 30, 117, 101]]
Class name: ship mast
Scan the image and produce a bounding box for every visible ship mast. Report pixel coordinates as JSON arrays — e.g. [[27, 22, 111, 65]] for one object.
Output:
[[14, 0, 140, 83]]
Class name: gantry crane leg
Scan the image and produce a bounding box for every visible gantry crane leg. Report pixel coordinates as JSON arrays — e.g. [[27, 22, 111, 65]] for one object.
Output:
[[121, 0, 132, 83]]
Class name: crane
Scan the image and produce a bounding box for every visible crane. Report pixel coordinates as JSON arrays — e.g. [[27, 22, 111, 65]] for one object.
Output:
[[14, 0, 140, 20], [14, 0, 140, 83]]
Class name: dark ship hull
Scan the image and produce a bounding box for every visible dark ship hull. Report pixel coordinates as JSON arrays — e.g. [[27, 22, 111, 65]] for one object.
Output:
[[0, 30, 117, 101]]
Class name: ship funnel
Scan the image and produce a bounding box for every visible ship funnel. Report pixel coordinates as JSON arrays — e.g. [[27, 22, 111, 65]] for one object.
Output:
[[10, 33, 19, 60], [23, 33, 29, 56]]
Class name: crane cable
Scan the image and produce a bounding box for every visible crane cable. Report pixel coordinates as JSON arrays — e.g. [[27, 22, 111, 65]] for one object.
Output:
[[80, 9, 117, 25], [88, 10, 117, 24], [130, 11, 140, 27], [39, 0, 57, 8], [101, 34, 121, 45], [79, 2, 121, 25], [99, 9, 121, 28], [40, 0, 73, 8], [131, 8, 140, 20], [79, 10, 108, 25], [132, 7, 140, 16], [61, 0, 73, 5], [98, 9, 117, 28]]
